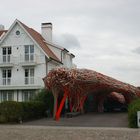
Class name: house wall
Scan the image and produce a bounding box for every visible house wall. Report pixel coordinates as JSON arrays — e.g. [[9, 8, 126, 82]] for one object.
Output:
[[0, 23, 46, 87], [47, 44, 73, 68], [0, 21, 75, 102], [47, 44, 62, 61], [62, 52, 73, 68]]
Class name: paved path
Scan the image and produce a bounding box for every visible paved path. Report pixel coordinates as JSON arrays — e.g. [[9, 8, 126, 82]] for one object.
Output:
[[0, 125, 139, 140], [23, 112, 128, 127], [0, 113, 139, 140]]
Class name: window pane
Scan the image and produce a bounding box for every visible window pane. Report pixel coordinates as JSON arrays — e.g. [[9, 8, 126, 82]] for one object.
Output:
[[25, 77, 28, 84], [22, 91, 29, 101], [30, 77, 34, 84], [8, 47, 11, 54], [29, 92, 34, 100], [8, 92, 13, 101], [25, 69, 29, 77], [25, 45, 29, 54], [7, 78, 11, 85], [2, 93, 7, 101], [3, 55, 6, 62], [8, 70, 11, 78], [2, 70, 6, 78], [30, 54, 34, 61], [7, 55, 10, 62], [25, 54, 29, 61], [30, 45, 34, 53], [30, 69, 34, 77], [2, 48, 6, 55]]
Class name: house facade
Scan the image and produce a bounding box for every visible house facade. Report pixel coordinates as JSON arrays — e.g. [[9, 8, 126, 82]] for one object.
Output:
[[0, 19, 75, 102]]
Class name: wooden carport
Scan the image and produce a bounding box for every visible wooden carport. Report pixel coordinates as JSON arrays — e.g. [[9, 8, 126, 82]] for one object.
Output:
[[43, 68, 140, 121]]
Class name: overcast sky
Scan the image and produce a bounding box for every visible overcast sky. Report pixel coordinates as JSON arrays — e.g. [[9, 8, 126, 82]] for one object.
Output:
[[1, 0, 140, 86]]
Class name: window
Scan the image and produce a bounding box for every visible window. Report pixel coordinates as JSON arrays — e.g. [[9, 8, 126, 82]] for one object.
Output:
[[2, 47, 11, 63], [25, 68, 34, 84], [24, 45, 34, 62], [16, 30, 20, 35], [0, 91, 14, 102], [2, 69, 11, 85], [22, 90, 35, 101]]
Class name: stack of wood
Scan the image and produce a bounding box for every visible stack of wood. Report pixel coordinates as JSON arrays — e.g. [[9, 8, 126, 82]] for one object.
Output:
[[43, 67, 140, 120]]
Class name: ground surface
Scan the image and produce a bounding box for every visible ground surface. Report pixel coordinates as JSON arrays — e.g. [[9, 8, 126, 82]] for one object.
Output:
[[0, 125, 139, 140], [0, 113, 139, 140], [23, 112, 128, 127]]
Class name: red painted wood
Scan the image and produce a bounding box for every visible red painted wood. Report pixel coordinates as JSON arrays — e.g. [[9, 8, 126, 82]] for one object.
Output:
[[55, 90, 68, 121]]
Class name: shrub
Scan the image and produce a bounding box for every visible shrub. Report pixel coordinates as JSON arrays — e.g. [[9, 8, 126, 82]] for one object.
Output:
[[34, 88, 54, 116], [0, 101, 22, 123], [128, 98, 140, 128], [21, 101, 46, 120], [0, 101, 46, 123]]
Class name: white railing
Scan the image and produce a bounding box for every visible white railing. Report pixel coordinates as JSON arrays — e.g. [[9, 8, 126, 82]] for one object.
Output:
[[0, 77, 41, 86], [25, 77, 34, 85], [20, 54, 39, 64], [0, 55, 14, 64], [2, 78, 11, 85]]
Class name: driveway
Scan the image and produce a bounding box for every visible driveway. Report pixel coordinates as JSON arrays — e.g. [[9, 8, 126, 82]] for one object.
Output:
[[23, 112, 128, 127]]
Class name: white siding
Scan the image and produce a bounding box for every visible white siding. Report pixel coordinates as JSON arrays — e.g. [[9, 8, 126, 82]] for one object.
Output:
[[47, 44, 62, 60], [0, 21, 75, 102]]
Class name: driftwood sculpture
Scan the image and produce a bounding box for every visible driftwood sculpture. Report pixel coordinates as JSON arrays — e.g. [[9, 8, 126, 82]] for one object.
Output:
[[43, 68, 140, 120]]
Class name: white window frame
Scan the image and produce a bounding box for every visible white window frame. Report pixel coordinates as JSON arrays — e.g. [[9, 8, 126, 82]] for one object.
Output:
[[0, 91, 14, 102], [22, 90, 35, 101], [2, 69, 12, 85], [24, 45, 34, 62], [25, 68, 34, 85], [2, 47, 12, 63]]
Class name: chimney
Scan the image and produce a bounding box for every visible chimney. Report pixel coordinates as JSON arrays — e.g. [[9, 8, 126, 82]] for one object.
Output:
[[41, 22, 52, 42], [0, 24, 5, 31]]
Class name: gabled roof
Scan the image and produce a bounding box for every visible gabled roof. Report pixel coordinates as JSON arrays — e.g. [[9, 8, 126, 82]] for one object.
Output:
[[18, 21, 61, 63], [0, 19, 61, 63], [0, 30, 7, 37]]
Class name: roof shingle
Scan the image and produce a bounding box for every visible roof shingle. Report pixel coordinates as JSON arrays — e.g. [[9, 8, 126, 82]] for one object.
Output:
[[0, 30, 7, 37]]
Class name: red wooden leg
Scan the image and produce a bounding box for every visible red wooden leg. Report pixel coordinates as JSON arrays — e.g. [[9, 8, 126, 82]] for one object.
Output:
[[55, 90, 68, 121]]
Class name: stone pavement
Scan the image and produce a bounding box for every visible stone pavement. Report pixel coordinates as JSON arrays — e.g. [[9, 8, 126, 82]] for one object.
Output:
[[23, 112, 128, 127], [0, 125, 139, 140], [0, 113, 139, 140]]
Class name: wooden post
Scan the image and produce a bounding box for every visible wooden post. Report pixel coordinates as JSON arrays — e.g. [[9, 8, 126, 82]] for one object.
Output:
[[52, 89, 58, 119], [55, 89, 68, 121], [98, 96, 105, 113], [79, 96, 87, 113]]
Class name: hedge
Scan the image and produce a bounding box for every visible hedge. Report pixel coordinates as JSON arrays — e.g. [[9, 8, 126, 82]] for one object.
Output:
[[0, 101, 22, 123], [34, 88, 54, 116], [0, 101, 46, 123], [128, 98, 140, 128], [21, 101, 46, 121]]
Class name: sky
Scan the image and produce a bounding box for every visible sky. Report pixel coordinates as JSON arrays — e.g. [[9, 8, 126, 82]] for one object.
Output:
[[1, 0, 140, 86]]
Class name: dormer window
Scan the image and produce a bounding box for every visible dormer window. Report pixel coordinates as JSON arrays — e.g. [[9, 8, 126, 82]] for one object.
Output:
[[16, 30, 20, 35]]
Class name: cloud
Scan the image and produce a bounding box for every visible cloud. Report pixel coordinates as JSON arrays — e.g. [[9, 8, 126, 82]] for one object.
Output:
[[1, 0, 140, 86], [132, 47, 140, 54], [53, 33, 80, 49]]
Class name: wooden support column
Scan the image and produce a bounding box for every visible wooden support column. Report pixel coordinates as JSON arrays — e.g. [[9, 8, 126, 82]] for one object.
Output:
[[55, 89, 68, 121], [79, 96, 87, 113], [98, 96, 105, 113], [53, 94, 58, 119], [52, 88, 58, 119]]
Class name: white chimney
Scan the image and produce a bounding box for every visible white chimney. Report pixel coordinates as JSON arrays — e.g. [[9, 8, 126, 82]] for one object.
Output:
[[0, 24, 5, 31], [41, 23, 52, 42]]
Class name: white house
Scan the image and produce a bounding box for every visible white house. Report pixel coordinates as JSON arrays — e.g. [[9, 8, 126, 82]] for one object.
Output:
[[0, 19, 75, 102]]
